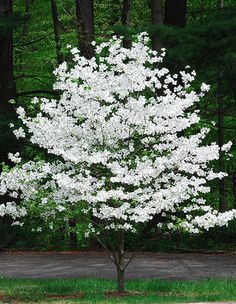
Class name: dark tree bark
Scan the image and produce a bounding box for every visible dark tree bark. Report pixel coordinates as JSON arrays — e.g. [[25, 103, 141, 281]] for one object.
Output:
[[116, 231, 125, 292], [0, 0, 16, 108], [122, 0, 132, 48], [150, 0, 162, 50], [75, 0, 95, 59], [0, 0, 17, 162], [164, 0, 187, 28], [51, 0, 63, 64], [75, 0, 98, 246]]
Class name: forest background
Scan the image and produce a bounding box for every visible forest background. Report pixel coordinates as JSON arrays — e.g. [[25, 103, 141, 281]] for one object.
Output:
[[1, 0, 236, 252]]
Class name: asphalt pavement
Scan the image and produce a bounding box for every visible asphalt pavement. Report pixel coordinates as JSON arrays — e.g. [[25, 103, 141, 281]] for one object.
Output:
[[0, 251, 236, 280]]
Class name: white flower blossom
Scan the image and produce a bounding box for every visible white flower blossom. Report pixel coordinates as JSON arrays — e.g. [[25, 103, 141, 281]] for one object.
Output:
[[221, 141, 232, 152], [0, 33, 235, 236], [13, 127, 25, 139], [201, 82, 211, 92], [8, 152, 22, 164]]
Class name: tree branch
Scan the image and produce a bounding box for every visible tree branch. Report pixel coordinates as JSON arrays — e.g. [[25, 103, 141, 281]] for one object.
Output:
[[13, 36, 52, 47], [15, 74, 53, 79], [187, 6, 228, 15], [108, 233, 119, 266], [61, 0, 74, 17], [124, 245, 144, 271], [95, 236, 118, 267]]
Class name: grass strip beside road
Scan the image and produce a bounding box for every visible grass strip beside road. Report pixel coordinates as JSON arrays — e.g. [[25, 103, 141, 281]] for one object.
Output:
[[0, 277, 235, 303]]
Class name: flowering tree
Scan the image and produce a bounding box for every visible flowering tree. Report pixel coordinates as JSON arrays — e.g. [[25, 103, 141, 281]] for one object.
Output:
[[0, 33, 235, 292]]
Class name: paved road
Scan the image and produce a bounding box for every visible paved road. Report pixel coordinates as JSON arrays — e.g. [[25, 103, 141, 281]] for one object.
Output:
[[0, 251, 236, 280]]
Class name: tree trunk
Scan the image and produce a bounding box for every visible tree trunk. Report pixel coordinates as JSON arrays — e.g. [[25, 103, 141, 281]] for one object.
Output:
[[69, 219, 78, 250], [116, 231, 125, 292], [75, 0, 95, 59], [51, 0, 63, 64], [122, 0, 132, 48], [117, 266, 125, 292], [150, 0, 162, 50], [217, 82, 227, 212], [0, 1, 17, 231], [0, 0, 17, 162], [164, 0, 187, 28], [0, 0, 16, 107]]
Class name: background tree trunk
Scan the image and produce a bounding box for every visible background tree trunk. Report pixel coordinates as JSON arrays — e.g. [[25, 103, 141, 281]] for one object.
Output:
[[0, 0, 16, 107], [51, 0, 63, 64], [0, 0, 17, 238], [69, 219, 78, 250], [0, 0, 17, 163], [164, 0, 187, 28], [75, 0, 95, 59], [74, 0, 95, 247], [122, 0, 132, 48], [150, 0, 162, 50]]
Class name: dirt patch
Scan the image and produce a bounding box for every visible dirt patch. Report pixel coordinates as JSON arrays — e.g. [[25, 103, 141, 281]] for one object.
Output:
[[105, 290, 146, 298], [46, 292, 86, 300], [0, 292, 5, 300]]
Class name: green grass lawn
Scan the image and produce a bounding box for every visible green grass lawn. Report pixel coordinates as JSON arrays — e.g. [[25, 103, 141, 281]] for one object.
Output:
[[0, 277, 235, 303]]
